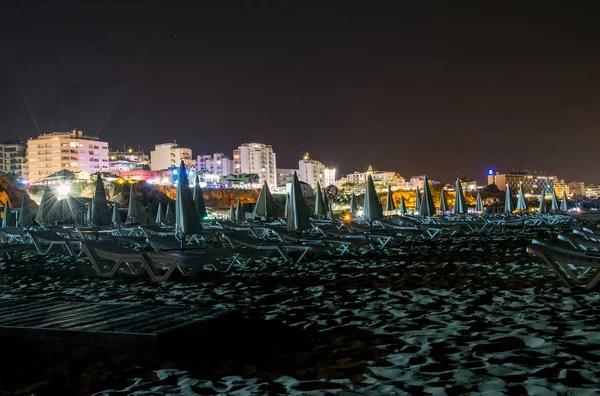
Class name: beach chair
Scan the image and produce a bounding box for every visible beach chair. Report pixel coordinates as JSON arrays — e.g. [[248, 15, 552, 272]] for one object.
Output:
[[28, 230, 82, 256], [527, 239, 600, 290], [80, 241, 255, 281], [220, 231, 311, 263]]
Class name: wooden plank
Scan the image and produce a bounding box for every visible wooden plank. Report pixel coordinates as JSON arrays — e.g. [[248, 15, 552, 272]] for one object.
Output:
[[72, 307, 169, 332], [44, 304, 144, 329], [22, 304, 119, 328], [0, 302, 89, 325], [0, 299, 49, 315]]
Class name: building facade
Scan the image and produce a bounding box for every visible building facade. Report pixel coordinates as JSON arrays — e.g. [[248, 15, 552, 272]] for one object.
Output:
[[488, 171, 555, 195], [568, 181, 586, 197], [586, 185, 600, 199], [196, 152, 232, 178], [458, 177, 477, 191], [554, 179, 568, 197], [109, 149, 149, 174], [277, 168, 298, 187], [27, 130, 109, 182], [324, 167, 336, 187], [346, 166, 405, 187], [150, 142, 193, 171], [298, 153, 324, 190], [0, 139, 26, 177], [233, 142, 276, 187]]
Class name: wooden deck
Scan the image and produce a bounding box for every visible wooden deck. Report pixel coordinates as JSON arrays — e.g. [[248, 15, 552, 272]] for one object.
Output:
[[0, 297, 232, 354]]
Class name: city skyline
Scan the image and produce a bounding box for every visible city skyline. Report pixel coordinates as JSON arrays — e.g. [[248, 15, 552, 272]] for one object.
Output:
[[2, 4, 600, 183]]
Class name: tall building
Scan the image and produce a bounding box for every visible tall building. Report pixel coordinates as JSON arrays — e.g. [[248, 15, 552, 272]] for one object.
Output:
[[196, 152, 232, 178], [27, 130, 109, 182], [233, 142, 276, 187], [150, 142, 193, 171], [109, 148, 149, 174], [488, 170, 555, 195], [0, 139, 26, 177], [324, 167, 337, 187], [298, 153, 325, 190]]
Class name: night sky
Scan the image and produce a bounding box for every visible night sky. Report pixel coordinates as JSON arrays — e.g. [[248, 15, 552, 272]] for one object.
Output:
[[2, 2, 599, 184]]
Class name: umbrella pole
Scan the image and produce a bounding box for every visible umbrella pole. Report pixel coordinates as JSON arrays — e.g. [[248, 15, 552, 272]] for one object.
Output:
[[96, 225, 99, 241], [181, 234, 185, 251]]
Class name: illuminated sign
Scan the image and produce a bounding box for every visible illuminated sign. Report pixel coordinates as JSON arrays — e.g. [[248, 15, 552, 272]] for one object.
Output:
[[488, 169, 494, 175]]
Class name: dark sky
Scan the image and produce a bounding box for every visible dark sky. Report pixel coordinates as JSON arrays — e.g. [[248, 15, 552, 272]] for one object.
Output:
[[2, 2, 600, 184]]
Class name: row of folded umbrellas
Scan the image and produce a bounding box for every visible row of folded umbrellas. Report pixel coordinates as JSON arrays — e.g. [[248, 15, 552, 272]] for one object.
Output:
[[1, 161, 572, 232]]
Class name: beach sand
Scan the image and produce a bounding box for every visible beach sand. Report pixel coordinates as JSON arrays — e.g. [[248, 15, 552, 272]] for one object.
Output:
[[1, 226, 600, 395]]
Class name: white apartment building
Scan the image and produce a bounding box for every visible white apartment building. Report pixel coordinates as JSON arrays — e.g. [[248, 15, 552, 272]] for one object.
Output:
[[347, 165, 405, 187], [27, 130, 109, 182], [233, 142, 277, 187], [150, 142, 193, 171], [0, 139, 27, 177], [196, 152, 232, 178], [324, 167, 336, 187], [298, 153, 325, 190]]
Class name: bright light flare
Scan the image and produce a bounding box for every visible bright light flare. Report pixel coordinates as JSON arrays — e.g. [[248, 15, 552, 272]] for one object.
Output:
[[56, 183, 71, 198]]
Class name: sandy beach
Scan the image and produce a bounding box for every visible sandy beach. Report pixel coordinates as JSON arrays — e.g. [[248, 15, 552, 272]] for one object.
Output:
[[1, 226, 600, 395]]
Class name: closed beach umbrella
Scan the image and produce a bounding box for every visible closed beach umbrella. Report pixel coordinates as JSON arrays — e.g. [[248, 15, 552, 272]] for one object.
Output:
[[155, 202, 163, 225], [551, 189, 560, 212], [385, 184, 395, 212], [363, 174, 383, 222], [415, 186, 421, 214], [2, 202, 15, 228], [165, 202, 173, 224], [349, 192, 358, 214], [314, 182, 325, 217], [561, 191, 569, 212], [322, 190, 331, 220], [35, 186, 57, 225], [18, 193, 33, 227], [476, 190, 484, 212], [516, 185, 527, 212], [91, 173, 111, 226], [453, 179, 467, 214], [439, 189, 448, 213], [229, 202, 236, 221], [287, 171, 311, 232], [419, 176, 436, 217], [539, 190, 547, 214], [193, 175, 208, 219], [504, 185, 514, 213], [175, 160, 202, 235], [112, 201, 121, 227], [127, 182, 138, 224], [399, 196, 407, 215], [235, 198, 244, 222], [252, 180, 275, 220]]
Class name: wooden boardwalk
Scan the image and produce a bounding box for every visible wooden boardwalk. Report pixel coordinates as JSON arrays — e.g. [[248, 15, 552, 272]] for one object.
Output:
[[0, 298, 232, 354]]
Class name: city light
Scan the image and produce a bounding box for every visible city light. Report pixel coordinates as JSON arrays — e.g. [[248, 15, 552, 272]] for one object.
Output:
[[56, 183, 71, 198]]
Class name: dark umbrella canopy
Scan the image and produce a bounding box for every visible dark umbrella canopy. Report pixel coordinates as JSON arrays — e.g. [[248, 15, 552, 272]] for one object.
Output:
[[385, 184, 395, 212], [287, 172, 311, 232], [112, 200, 121, 227], [349, 192, 358, 214], [539, 191, 547, 214], [235, 198, 244, 222], [399, 196, 407, 215], [18, 193, 33, 227], [415, 186, 422, 213], [453, 179, 467, 214], [476, 190, 484, 212], [314, 182, 325, 217], [252, 180, 276, 219], [127, 182, 138, 223], [419, 176, 436, 217], [439, 189, 448, 213], [363, 174, 383, 222], [35, 186, 58, 225], [2, 202, 15, 228], [322, 189, 331, 220], [551, 189, 560, 211], [155, 202, 164, 225], [561, 191, 569, 212], [504, 185, 514, 213], [175, 161, 202, 235], [91, 173, 111, 226], [516, 185, 528, 212]]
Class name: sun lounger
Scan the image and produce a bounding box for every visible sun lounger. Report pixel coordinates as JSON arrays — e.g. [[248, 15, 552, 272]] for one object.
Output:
[[0, 227, 32, 244], [28, 230, 82, 256], [527, 239, 600, 290], [220, 231, 311, 263], [80, 241, 255, 281]]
